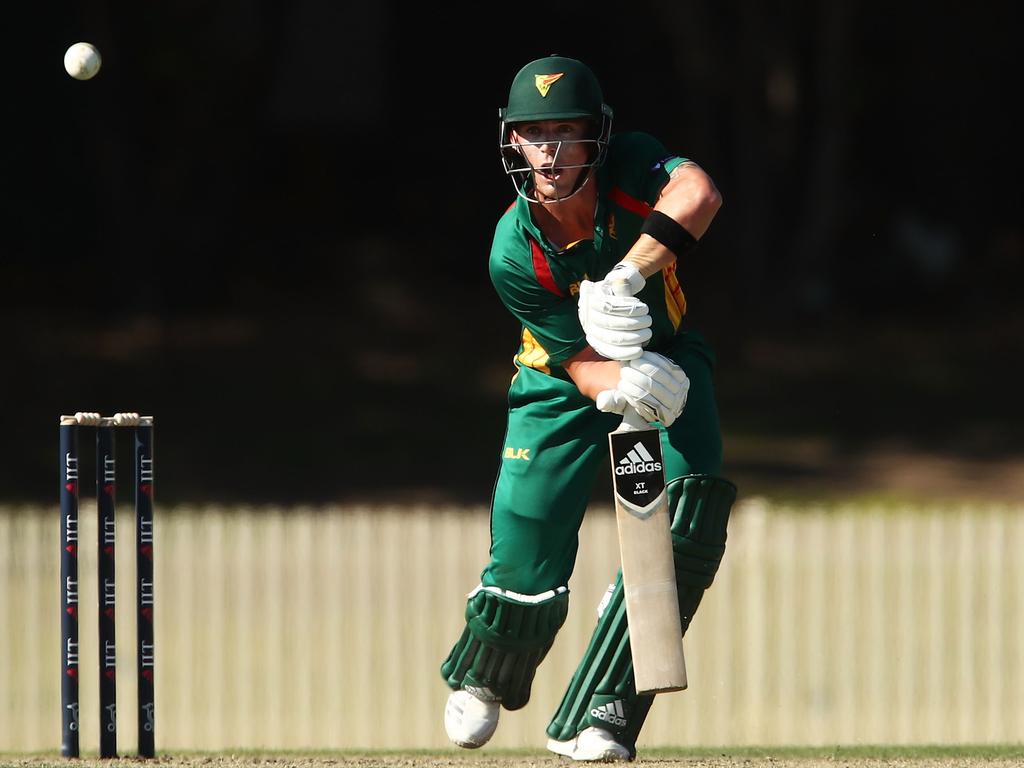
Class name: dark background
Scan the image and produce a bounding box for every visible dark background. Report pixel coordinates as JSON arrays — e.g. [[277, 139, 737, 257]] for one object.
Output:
[[3, 2, 1021, 505]]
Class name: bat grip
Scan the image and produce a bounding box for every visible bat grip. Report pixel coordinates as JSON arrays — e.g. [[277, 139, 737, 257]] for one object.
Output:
[[619, 407, 650, 432], [610, 272, 648, 432]]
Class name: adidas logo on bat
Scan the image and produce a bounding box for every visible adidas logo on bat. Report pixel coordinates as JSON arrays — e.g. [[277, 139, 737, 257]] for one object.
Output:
[[614, 441, 662, 475]]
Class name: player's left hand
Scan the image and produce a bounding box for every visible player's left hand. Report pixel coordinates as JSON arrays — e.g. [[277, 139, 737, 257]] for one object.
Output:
[[618, 352, 689, 426], [578, 281, 652, 361]]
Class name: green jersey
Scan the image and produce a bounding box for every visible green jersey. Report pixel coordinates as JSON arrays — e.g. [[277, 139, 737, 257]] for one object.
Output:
[[489, 131, 688, 378]]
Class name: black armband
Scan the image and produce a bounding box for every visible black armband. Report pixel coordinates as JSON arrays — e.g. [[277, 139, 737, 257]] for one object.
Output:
[[640, 210, 698, 259]]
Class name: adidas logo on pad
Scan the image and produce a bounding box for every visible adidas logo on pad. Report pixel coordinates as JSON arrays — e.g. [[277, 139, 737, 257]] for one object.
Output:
[[590, 699, 627, 727], [614, 441, 662, 475]]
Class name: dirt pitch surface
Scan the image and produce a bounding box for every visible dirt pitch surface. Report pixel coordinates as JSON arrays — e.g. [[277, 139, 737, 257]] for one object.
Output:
[[4, 748, 1024, 768]]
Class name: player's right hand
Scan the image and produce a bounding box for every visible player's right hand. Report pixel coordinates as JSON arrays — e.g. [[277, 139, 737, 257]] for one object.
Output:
[[578, 280, 652, 361], [620, 352, 689, 426], [596, 352, 689, 427], [595, 387, 629, 416]]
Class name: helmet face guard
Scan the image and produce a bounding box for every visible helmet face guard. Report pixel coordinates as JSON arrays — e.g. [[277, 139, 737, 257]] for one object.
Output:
[[497, 55, 614, 203], [498, 106, 613, 203]]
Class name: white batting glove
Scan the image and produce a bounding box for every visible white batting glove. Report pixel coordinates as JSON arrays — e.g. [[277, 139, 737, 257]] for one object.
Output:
[[578, 264, 651, 362], [603, 262, 646, 296], [596, 352, 689, 426], [595, 387, 629, 416]]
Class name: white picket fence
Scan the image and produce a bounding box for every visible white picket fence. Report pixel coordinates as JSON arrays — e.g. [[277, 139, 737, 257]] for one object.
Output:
[[1, 500, 1022, 753]]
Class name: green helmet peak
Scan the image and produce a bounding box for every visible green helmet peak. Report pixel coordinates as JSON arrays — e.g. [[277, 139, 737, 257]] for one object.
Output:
[[502, 55, 609, 124]]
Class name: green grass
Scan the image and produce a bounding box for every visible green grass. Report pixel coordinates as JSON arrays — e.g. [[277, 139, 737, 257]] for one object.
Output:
[[4, 743, 1024, 765], [643, 744, 1024, 759]]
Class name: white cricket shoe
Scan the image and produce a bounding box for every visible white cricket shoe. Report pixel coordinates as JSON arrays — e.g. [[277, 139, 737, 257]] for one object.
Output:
[[547, 726, 631, 761], [444, 687, 500, 748]]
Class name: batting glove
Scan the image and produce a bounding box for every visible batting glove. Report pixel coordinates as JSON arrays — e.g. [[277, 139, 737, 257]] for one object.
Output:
[[578, 264, 651, 362], [603, 262, 646, 295], [596, 352, 689, 427]]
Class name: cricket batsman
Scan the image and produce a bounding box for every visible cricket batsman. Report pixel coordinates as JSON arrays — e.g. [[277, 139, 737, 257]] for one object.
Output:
[[440, 54, 738, 760]]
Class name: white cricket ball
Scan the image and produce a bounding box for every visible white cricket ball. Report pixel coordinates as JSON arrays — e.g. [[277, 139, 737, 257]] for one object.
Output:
[[64, 42, 102, 81]]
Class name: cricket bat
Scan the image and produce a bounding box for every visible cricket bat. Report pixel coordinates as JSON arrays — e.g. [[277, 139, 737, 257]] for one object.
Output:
[[609, 407, 687, 694]]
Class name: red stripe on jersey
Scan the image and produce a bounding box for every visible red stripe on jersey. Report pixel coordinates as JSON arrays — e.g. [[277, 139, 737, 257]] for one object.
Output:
[[609, 186, 653, 219], [530, 238, 565, 297]]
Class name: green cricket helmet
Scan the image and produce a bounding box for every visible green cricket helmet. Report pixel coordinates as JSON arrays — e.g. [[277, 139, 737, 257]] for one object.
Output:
[[499, 55, 614, 202]]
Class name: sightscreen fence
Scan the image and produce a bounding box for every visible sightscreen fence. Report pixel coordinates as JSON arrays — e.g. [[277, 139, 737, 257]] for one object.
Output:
[[1, 500, 1021, 752]]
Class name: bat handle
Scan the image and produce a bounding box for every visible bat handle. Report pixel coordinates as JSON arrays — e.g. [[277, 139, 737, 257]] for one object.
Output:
[[609, 273, 648, 433], [619, 407, 650, 433], [606, 278, 647, 436]]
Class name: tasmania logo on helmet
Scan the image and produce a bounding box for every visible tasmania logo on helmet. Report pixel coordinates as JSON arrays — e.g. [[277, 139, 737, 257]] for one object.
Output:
[[534, 72, 564, 97]]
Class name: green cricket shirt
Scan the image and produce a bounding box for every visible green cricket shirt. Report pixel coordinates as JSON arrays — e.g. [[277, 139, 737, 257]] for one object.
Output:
[[489, 131, 688, 380]]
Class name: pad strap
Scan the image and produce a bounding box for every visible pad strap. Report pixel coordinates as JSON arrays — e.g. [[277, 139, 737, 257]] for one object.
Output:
[[441, 586, 569, 710]]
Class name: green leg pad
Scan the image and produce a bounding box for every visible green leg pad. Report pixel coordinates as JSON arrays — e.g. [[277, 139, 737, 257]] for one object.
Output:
[[546, 475, 736, 754], [441, 586, 569, 710], [546, 574, 638, 744], [670, 475, 737, 634]]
